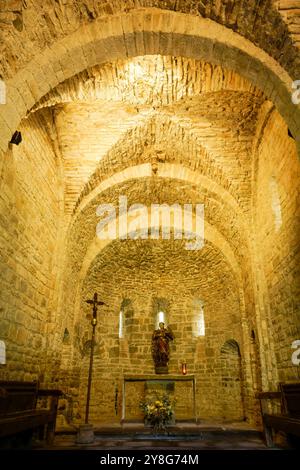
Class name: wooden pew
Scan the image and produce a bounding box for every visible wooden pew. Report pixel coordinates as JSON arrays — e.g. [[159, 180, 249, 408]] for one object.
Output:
[[0, 381, 62, 447], [257, 382, 300, 447]]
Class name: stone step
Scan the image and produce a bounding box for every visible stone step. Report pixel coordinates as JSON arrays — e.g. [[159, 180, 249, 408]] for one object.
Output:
[[56, 423, 262, 440]]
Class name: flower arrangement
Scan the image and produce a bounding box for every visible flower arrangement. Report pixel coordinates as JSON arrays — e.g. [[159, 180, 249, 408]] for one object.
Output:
[[140, 393, 175, 434]]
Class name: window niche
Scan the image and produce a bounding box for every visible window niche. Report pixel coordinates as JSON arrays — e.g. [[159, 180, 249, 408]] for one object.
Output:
[[0, 340, 6, 365], [192, 299, 205, 338], [152, 298, 170, 329], [119, 298, 134, 339], [62, 328, 71, 345], [220, 339, 244, 421]]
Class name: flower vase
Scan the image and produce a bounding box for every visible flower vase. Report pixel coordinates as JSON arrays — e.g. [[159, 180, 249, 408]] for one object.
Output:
[[152, 419, 168, 435]]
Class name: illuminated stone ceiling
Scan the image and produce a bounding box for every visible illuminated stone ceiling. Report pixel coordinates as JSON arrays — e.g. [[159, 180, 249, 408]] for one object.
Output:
[[29, 56, 265, 214]]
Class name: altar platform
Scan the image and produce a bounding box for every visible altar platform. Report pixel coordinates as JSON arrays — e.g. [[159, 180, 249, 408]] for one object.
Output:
[[122, 374, 196, 422]]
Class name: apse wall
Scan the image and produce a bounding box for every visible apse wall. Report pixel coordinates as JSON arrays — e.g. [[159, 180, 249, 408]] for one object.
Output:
[[72, 239, 246, 424], [0, 111, 63, 380]]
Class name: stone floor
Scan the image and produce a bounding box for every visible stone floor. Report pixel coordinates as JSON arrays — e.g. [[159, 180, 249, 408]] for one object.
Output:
[[49, 421, 268, 450]]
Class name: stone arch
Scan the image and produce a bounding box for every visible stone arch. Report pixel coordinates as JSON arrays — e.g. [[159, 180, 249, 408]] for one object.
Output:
[[1, 9, 299, 158], [72, 111, 244, 215], [220, 339, 244, 421], [221, 339, 241, 355], [57, 167, 252, 351], [74, 163, 244, 228], [30, 57, 264, 112], [69, 213, 243, 346], [79, 214, 242, 285], [1, 2, 298, 81]]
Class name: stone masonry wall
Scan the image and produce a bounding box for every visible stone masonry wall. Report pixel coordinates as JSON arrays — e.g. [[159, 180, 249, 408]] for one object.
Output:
[[0, 111, 63, 381], [253, 108, 300, 383]]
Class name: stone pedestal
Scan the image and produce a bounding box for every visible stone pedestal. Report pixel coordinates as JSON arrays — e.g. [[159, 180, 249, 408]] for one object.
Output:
[[76, 424, 95, 444]]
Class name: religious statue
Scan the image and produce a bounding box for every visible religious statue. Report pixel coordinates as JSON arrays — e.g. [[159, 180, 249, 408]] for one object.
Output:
[[152, 322, 174, 374]]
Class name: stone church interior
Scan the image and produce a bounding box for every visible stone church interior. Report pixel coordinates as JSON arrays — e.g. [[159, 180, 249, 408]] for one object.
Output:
[[0, 0, 300, 452]]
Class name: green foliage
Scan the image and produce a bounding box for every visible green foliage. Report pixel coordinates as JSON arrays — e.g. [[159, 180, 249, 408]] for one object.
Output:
[[140, 393, 175, 433]]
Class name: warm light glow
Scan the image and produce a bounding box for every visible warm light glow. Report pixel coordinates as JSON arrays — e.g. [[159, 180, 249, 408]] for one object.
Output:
[[181, 361, 187, 375], [158, 311, 165, 324], [0, 340, 6, 365], [197, 307, 205, 337], [119, 310, 124, 338], [126, 56, 172, 88], [128, 61, 144, 83], [192, 300, 205, 337]]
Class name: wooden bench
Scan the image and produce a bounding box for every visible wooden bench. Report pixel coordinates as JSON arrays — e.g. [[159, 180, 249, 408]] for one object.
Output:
[[0, 381, 62, 447], [258, 382, 300, 448]]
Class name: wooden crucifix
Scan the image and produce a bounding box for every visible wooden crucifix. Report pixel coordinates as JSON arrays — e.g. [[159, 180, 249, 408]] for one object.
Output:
[[85, 292, 106, 424]]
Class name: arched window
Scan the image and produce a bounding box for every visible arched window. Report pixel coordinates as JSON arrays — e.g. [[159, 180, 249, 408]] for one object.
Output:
[[269, 177, 282, 232], [197, 304, 205, 337], [157, 310, 165, 326], [0, 79, 6, 104], [0, 340, 6, 364], [153, 298, 169, 329], [119, 299, 134, 339], [119, 310, 124, 339], [192, 299, 205, 337]]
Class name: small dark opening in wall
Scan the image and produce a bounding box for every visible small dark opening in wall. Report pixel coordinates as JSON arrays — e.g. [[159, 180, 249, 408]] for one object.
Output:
[[10, 130, 22, 145]]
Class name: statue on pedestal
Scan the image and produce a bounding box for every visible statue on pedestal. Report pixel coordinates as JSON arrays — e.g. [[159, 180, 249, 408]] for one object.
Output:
[[152, 322, 174, 374]]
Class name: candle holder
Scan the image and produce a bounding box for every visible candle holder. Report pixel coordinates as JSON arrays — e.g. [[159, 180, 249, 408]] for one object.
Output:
[[181, 361, 187, 375]]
